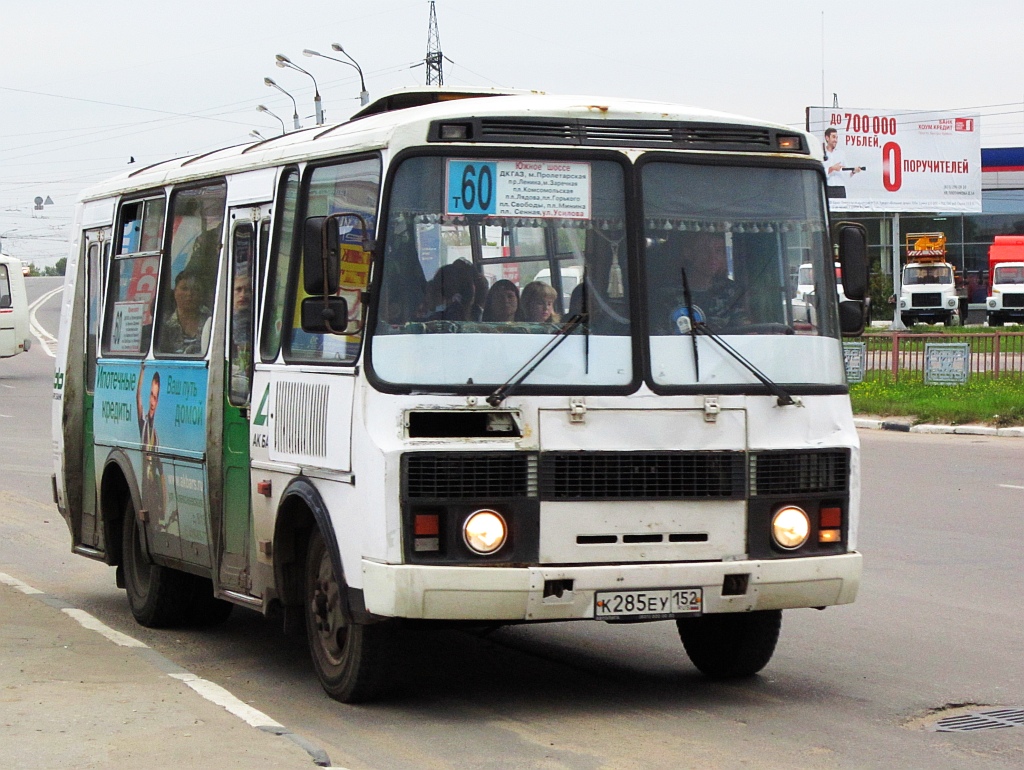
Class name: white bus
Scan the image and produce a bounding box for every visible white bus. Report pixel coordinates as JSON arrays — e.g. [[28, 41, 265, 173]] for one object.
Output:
[[1, 253, 31, 359], [53, 88, 868, 702]]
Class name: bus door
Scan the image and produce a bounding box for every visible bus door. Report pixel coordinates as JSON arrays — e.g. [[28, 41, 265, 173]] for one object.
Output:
[[219, 204, 270, 593], [81, 228, 109, 548]]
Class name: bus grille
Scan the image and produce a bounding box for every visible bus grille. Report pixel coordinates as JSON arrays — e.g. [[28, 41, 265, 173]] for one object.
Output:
[[1003, 293, 1024, 308], [403, 453, 538, 499], [539, 452, 745, 500], [912, 292, 941, 307], [749, 450, 849, 496], [432, 118, 785, 152], [402, 450, 850, 502], [274, 381, 329, 458]]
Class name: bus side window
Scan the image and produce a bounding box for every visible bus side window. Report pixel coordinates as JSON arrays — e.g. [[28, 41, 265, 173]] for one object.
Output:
[[153, 183, 227, 358], [229, 224, 255, 405], [0, 265, 10, 308], [261, 169, 300, 362], [102, 198, 165, 357], [285, 156, 381, 364]]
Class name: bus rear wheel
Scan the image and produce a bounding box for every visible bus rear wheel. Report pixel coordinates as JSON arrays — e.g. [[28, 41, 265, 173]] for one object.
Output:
[[122, 500, 192, 628], [676, 609, 782, 678], [304, 528, 395, 703]]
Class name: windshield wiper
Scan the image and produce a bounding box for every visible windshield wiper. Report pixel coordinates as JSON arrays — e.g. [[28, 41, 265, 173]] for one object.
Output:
[[692, 323, 798, 407], [680, 266, 700, 381], [487, 313, 588, 407]]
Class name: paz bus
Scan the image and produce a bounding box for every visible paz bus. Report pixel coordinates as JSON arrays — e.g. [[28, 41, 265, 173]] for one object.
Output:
[[1, 253, 31, 359], [53, 88, 868, 702]]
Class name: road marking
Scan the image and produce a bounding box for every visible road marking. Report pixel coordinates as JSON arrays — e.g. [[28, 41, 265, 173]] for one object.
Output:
[[0, 571, 44, 594], [169, 673, 285, 730], [62, 608, 148, 648], [28, 285, 62, 358], [999, 484, 1024, 490]]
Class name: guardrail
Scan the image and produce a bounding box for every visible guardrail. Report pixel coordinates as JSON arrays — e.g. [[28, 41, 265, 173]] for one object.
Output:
[[845, 332, 1024, 382]]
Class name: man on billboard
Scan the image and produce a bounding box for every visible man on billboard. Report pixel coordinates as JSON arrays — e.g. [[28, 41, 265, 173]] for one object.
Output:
[[822, 127, 862, 199]]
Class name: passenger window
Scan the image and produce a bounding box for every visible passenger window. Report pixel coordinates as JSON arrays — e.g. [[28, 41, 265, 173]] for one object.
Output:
[[153, 183, 227, 357], [286, 157, 380, 364], [102, 197, 165, 356], [229, 224, 255, 406]]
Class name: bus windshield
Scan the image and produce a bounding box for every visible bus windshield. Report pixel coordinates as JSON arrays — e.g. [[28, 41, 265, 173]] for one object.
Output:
[[371, 155, 632, 388], [370, 155, 842, 390], [642, 161, 841, 387]]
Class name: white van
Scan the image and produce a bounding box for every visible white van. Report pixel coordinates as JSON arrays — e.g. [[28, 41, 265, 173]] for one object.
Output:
[[0, 253, 31, 358]]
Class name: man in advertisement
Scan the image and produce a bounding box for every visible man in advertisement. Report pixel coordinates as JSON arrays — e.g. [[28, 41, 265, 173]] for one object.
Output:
[[822, 127, 862, 199], [136, 366, 166, 522]]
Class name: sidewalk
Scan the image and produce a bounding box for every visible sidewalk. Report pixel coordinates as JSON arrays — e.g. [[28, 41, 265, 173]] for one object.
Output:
[[854, 415, 1024, 437], [0, 575, 326, 770]]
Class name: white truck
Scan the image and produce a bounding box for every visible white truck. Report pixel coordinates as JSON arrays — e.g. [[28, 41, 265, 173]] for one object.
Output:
[[898, 233, 960, 326]]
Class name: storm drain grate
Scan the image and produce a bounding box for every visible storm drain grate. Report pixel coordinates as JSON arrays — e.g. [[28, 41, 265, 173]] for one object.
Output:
[[929, 708, 1024, 732]]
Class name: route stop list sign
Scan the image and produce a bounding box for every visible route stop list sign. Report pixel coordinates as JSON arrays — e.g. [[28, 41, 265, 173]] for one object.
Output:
[[446, 160, 592, 219]]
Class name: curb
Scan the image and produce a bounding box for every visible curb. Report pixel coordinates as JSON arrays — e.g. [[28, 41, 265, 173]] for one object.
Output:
[[853, 418, 1024, 438]]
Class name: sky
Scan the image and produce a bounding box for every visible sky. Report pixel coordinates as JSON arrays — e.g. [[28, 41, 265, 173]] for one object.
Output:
[[3, 0, 1023, 266]]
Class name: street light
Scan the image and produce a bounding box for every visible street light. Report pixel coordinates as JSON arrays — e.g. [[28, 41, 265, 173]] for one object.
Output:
[[257, 104, 286, 135], [276, 54, 324, 125], [302, 44, 369, 106], [264, 77, 301, 130]]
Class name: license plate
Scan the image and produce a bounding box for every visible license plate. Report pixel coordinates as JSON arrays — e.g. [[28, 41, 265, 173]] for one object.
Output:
[[594, 588, 703, 619]]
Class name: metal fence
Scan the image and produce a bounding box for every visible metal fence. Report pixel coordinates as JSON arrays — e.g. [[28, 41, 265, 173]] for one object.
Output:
[[844, 332, 1024, 382]]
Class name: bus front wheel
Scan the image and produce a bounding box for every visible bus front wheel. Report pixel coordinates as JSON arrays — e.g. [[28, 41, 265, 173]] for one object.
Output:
[[304, 528, 395, 703], [121, 500, 192, 628], [676, 609, 782, 678]]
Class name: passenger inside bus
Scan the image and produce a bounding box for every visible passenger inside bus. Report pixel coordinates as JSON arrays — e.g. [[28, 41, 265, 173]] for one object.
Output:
[[482, 280, 520, 322], [518, 281, 560, 323], [420, 259, 477, 321], [160, 268, 212, 355]]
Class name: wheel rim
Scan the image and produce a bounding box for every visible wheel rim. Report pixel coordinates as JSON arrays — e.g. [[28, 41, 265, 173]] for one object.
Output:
[[310, 546, 348, 666]]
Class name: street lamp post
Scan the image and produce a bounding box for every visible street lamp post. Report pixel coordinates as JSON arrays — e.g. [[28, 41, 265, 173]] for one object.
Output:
[[264, 77, 301, 130], [276, 54, 324, 125], [256, 104, 287, 135], [303, 45, 369, 106]]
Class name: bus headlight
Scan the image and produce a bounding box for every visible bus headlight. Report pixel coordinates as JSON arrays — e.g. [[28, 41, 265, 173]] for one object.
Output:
[[463, 509, 507, 554], [771, 506, 810, 550]]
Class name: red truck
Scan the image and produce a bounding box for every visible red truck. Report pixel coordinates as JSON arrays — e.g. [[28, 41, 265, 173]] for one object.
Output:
[[986, 236, 1024, 326]]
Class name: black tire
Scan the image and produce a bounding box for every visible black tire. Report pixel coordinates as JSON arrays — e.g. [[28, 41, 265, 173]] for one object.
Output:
[[304, 528, 396, 703], [901, 314, 914, 327], [121, 500, 193, 628], [989, 314, 1004, 327], [185, 575, 234, 628], [676, 610, 782, 678]]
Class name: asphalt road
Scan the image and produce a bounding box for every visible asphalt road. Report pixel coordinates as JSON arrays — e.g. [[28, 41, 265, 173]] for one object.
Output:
[[1, 276, 1022, 769]]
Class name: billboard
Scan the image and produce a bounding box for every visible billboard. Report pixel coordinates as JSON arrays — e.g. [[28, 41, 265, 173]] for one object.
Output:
[[806, 107, 981, 213]]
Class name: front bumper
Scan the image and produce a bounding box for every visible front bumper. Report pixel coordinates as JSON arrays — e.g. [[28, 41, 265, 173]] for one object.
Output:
[[362, 552, 862, 621]]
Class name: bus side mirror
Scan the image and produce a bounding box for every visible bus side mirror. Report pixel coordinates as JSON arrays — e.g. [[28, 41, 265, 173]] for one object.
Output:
[[301, 295, 349, 334], [838, 299, 865, 336], [303, 217, 340, 295], [836, 222, 868, 301]]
